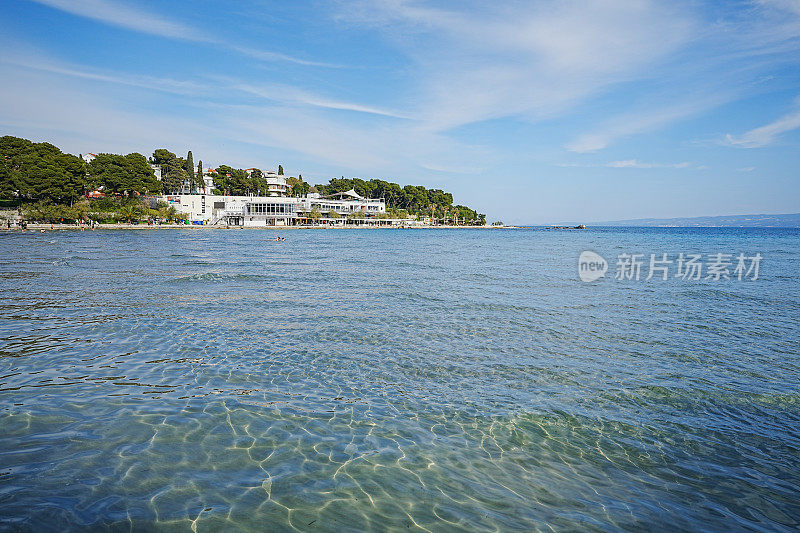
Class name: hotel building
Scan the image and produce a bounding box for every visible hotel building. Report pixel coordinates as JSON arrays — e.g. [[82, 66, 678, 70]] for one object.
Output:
[[159, 189, 395, 227]]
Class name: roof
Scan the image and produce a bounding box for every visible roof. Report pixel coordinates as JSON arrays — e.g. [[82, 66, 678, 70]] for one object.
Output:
[[323, 189, 363, 200]]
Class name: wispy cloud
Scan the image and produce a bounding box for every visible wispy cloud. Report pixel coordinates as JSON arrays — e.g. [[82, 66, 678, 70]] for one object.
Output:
[[608, 159, 692, 169], [233, 83, 410, 118], [27, 0, 340, 67], [565, 93, 734, 153], [0, 54, 204, 96], [739, 166, 756, 172], [231, 46, 345, 69], [339, 0, 696, 132], [558, 159, 694, 169], [420, 163, 484, 174], [28, 0, 203, 41], [723, 100, 800, 147]]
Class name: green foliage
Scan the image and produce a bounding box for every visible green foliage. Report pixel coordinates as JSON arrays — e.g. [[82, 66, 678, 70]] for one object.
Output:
[[22, 201, 83, 223], [88, 153, 160, 196], [0, 136, 87, 203], [151, 149, 188, 194], [153, 202, 179, 223], [277, 164, 284, 175], [327, 210, 340, 218], [117, 203, 143, 223], [387, 207, 409, 219], [185, 151, 195, 180], [213, 166, 272, 196], [306, 208, 322, 219], [185, 151, 204, 192], [314, 177, 456, 216], [84, 197, 148, 223], [347, 211, 366, 219], [286, 176, 310, 197]]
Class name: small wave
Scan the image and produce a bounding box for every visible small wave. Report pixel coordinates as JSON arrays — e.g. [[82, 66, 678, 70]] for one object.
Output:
[[0, 272, 41, 280], [172, 272, 271, 282]]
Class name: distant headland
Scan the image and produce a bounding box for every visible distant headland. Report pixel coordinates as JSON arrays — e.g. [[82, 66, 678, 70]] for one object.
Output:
[[597, 213, 800, 228]]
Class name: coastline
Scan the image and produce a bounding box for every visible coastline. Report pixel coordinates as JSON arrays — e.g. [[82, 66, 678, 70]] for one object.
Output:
[[8, 223, 520, 231]]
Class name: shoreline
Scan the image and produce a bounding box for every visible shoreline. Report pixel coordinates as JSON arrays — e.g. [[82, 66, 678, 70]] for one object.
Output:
[[7, 223, 521, 231]]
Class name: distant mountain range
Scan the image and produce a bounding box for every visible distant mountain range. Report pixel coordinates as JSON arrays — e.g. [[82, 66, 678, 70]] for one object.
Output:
[[597, 213, 800, 227]]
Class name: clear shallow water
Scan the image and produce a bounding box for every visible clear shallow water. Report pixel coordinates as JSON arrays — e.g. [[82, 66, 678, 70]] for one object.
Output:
[[0, 227, 798, 531]]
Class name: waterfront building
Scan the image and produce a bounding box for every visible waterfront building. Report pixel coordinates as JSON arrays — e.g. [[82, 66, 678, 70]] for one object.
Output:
[[158, 188, 393, 226]]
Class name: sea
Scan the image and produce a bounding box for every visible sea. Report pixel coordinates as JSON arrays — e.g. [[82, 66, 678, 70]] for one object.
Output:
[[0, 227, 798, 531]]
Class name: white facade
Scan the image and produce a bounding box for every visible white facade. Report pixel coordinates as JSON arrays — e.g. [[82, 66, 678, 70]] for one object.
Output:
[[266, 173, 288, 197], [159, 188, 387, 226]]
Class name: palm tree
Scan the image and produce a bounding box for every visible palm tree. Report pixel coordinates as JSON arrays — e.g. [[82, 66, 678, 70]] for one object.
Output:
[[118, 204, 140, 223]]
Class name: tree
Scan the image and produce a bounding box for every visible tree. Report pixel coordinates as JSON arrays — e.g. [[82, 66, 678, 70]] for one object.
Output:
[[286, 176, 309, 197], [277, 164, 284, 175], [22, 202, 80, 223], [88, 153, 160, 196], [327, 210, 340, 218], [213, 164, 234, 194], [151, 149, 185, 194], [118, 202, 144, 223], [185, 151, 195, 180], [0, 136, 87, 204], [185, 151, 200, 192], [249, 168, 265, 195], [197, 161, 204, 192], [155, 202, 178, 223]]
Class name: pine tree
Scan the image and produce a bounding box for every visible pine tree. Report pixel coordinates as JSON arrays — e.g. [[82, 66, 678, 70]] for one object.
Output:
[[278, 164, 284, 175]]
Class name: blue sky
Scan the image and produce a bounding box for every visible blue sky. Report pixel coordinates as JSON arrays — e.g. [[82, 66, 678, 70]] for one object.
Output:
[[1, 0, 799, 223]]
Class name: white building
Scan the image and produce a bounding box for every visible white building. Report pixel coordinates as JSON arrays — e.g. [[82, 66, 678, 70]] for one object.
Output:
[[266, 172, 289, 197], [150, 164, 162, 180], [158, 188, 390, 226]]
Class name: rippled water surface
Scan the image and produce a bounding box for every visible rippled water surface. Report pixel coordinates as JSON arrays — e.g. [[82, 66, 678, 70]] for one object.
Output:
[[1, 227, 799, 531]]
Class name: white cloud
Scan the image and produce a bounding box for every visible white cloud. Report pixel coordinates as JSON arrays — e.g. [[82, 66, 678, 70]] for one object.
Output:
[[608, 160, 691, 169], [558, 159, 693, 169], [28, 0, 203, 41], [340, 0, 695, 132], [0, 54, 204, 96], [231, 46, 345, 69], [565, 94, 732, 152], [27, 0, 339, 67], [739, 166, 756, 172], [723, 103, 800, 148], [233, 83, 410, 118]]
